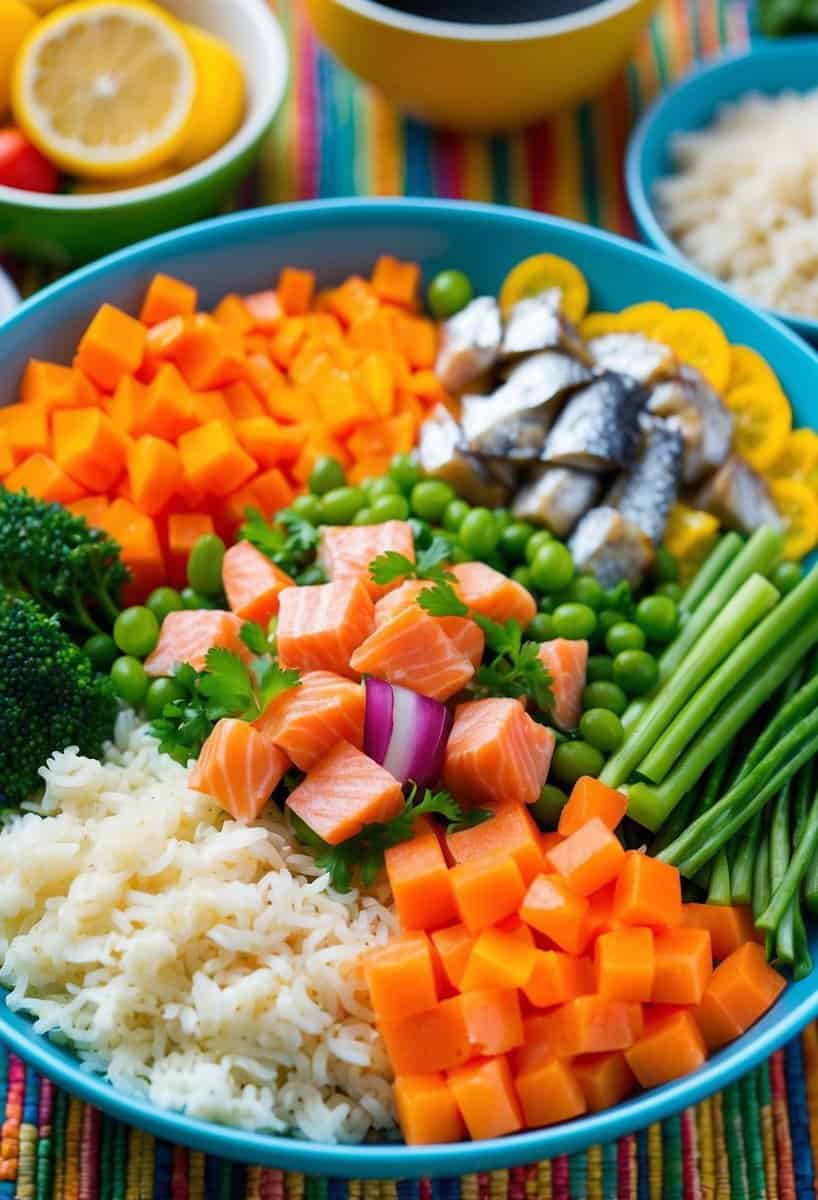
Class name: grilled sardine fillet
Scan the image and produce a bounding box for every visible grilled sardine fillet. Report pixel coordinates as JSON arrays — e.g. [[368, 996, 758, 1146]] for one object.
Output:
[[417, 403, 510, 506], [512, 465, 601, 539], [568, 505, 654, 588], [500, 290, 589, 363], [647, 366, 733, 484], [606, 415, 684, 544], [692, 455, 784, 535], [542, 371, 647, 472], [435, 296, 502, 393], [588, 333, 676, 385]]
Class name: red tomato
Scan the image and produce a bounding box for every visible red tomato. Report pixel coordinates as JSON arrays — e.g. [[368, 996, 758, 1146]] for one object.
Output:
[[0, 129, 58, 193]]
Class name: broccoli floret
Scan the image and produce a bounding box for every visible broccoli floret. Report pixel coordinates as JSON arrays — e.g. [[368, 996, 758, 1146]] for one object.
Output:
[[0, 597, 118, 804], [0, 487, 130, 635]]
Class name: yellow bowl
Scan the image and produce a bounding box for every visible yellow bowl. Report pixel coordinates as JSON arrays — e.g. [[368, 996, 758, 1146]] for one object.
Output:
[[305, 0, 657, 132]]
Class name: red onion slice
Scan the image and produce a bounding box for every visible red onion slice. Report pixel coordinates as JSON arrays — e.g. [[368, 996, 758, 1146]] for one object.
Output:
[[364, 678, 452, 789], [363, 677, 394, 766]]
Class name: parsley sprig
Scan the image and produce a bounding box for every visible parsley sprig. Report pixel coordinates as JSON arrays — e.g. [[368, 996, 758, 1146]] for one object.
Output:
[[368, 537, 455, 589], [240, 507, 320, 581], [291, 785, 492, 892]]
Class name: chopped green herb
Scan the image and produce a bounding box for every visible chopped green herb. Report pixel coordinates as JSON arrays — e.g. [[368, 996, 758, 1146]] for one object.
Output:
[[239, 620, 269, 656], [368, 536, 455, 589], [240, 508, 319, 577]]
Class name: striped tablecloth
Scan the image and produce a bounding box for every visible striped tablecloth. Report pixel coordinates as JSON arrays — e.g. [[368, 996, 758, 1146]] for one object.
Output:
[[8, 1, 815, 1195]]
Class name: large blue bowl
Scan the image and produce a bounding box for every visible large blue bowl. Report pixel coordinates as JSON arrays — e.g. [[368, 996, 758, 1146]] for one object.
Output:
[[626, 38, 818, 344], [2, 198, 818, 1178]]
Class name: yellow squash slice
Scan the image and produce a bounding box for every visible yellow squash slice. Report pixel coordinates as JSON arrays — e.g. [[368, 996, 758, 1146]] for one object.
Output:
[[500, 253, 589, 324]]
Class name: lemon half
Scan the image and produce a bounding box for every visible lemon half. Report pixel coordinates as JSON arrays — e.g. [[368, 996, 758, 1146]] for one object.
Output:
[[12, 0, 196, 178]]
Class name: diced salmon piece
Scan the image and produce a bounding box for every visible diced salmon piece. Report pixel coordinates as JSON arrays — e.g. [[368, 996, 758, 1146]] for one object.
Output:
[[255, 670, 365, 771], [537, 638, 589, 731], [374, 580, 484, 669], [318, 521, 415, 597], [189, 718, 289, 823], [444, 697, 555, 808], [277, 578, 375, 679], [144, 609, 250, 678], [286, 739, 404, 845], [222, 540, 294, 626], [451, 562, 537, 628], [350, 604, 474, 702]]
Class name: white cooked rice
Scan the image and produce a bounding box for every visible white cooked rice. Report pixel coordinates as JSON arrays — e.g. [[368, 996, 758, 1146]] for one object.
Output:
[[656, 89, 818, 319], [0, 713, 398, 1143]]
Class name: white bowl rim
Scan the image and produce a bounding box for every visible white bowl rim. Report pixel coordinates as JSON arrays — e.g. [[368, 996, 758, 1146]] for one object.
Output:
[[0, 0, 288, 212], [324, 0, 646, 43]]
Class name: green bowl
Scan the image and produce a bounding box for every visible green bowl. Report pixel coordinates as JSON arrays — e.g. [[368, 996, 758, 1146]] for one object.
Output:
[[0, 0, 288, 266]]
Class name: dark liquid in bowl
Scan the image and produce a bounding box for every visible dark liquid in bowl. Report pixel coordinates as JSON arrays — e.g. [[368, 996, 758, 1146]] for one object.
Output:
[[379, 0, 602, 21]]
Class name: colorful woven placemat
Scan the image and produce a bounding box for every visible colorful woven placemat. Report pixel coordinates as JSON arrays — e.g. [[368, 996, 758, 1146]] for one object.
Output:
[[6, 0, 809, 1194]]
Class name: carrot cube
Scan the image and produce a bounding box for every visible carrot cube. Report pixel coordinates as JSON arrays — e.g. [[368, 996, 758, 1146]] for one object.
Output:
[[0, 430, 14, 477], [613, 851, 682, 929], [695, 942, 786, 1051], [520, 874, 590, 955], [595, 928, 655, 1002], [138, 363, 197, 441], [447, 1056, 524, 1141], [74, 303, 145, 391], [172, 316, 246, 391], [523, 949, 591, 1008], [443, 697, 555, 809], [545, 817, 625, 897], [583, 882, 622, 943], [4, 452, 85, 504], [192, 390, 232, 424], [126, 436, 180, 517], [391, 312, 439, 370], [681, 904, 759, 961], [559, 777, 628, 837], [626, 1010, 707, 1089], [21, 360, 91, 412], [178, 420, 257, 497], [224, 380, 265, 420], [277, 578, 375, 679], [459, 988, 524, 1056], [371, 255, 420, 309], [235, 417, 291, 468], [652, 928, 713, 1005], [573, 1052, 636, 1112], [53, 407, 127, 492], [67, 495, 108, 527], [278, 267, 315, 316], [316, 368, 371, 437], [460, 928, 537, 992], [449, 856, 527, 934], [356, 352, 395, 418], [495, 915, 536, 946], [430, 925, 476, 991], [0, 402, 49, 460], [445, 802, 543, 885], [251, 468, 294, 518], [385, 825, 457, 932], [213, 293, 254, 336], [222, 540, 294, 626], [167, 512, 214, 587], [140, 274, 197, 326], [286, 739, 403, 846], [99, 498, 164, 601], [514, 1051, 586, 1129], [330, 276, 379, 326], [108, 376, 147, 435], [243, 291, 283, 333], [394, 1074, 466, 1146], [364, 931, 439, 1023], [541, 996, 638, 1057], [379, 996, 472, 1074]]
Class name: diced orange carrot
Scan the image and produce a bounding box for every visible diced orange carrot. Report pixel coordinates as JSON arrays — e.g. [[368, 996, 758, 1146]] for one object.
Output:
[[346, 414, 415, 463], [75, 303, 145, 391], [329, 276, 379, 326], [192, 390, 232, 424], [583, 881, 622, 943], [394, 1074, 466, 1146], [495, 915, 537, 946], [167, 512, 214, 587], [172, 315, 246, 391], [379, 997, 473, 1074], [613, 852, 682, 930], [3, 453, 85, 504], [523, 949, 591, 1008], [291, 431, 351, 485], [222, 540, 294, 626], [241, 291, 283, 333], [250, 467, 294, 517], [178, 420, 257, 496], [431, 925, 476, 991], [347, 308, 399, 355], [212, 293, 254, 336], [266, 382, 318, 425], [235, 417, 291, 467], [449, 856, 527, 934], [626, 1010, 707, 1089], [513, 1049, 586, 1130], [520, 874, 590, 955], [53, 407, 127, 492], [278, 268, 316, 317], [695, 942, 786, 1050], [448, 1056, 524, 1141], [443, 697, 555, 809], [126, 436, 180, 516], [559, 777, 628, 837], [595, 928, 655, 1002], [286, 739, 403, 845], [277, 577, 374, 679], [269, 318, 308, 370], [108, 375, 147, 435], [355, 352, 395, 418], [189, 717, 289, 824], [134, 363, 197, 442], [540, 996, 638, 1056], [384, 823, 457, 932], [681, 904, 758, 961], [99, 498, 165, 601], [21, 361, 89, 412], [458, 988, 524, 1056], [0, 430, 12, 477], [409, 369, 448, 405], [140, 274, 197, 326], [652, 928, 713, 1006], [67, 495, 109, 527], [364, 931, 439, 1023], [445, 803, 543, 885], [245, 352, 285, 400], [371, 255, 420, 309], [573, 1052, 636, 1112], [460, 927, 537, 992], [545, 817, 625, 897], [0, 402, 49, 460], [316, 368, 372, 437], [348, 457, 392, 486], [224, 380, 265, 420], [389, 310, 438, 370]]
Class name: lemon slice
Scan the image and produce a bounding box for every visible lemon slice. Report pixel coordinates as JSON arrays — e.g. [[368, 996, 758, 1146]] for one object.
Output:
[[12, 0, 196, 178]]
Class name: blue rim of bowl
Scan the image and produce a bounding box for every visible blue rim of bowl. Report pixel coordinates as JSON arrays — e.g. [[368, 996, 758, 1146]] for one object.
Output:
[[625, 40, 818, 344], [2, 197, 818, 1176]]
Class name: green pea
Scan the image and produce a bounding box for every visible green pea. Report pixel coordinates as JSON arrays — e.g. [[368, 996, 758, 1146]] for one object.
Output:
[[321, 486, 367, 525], [427, 269, 474, 319], [605, 622, 646, 656], [110, 655, 149, 707], [289, 493, 321, 524], [353, 507, 375, 525], [772, 561, 804, 595], [525, 528, 554, 564], [530, 784, 569, 830], [596, 609, 622, 640], [512, 565, 535, 590], [586, 655, 615, 683], [83, 633, 118, 673], [635, 595, 679, 643], [451, 544, 470, 564], [579, 708, 625, 754], [530, 541, 574, 592], [146, 587, 183, 626], [443, 498, 470, 533], [656, 582, 683, 602], [409, 517, 433, 549], [459, 507, 499, 559], [181, 586, 219, 610], [370, 494, 411, 522], [652, 546, 680, 583], [568, 575, 605, 610], [613, 649, 659, 697], [551, 740, 604, 788], [410, 479, 456, 523], [604, 583, 634, 613], [552, 602, 597, 640], [309, 455, 346, 496], [493, 507, 512, 532], [389, 453, 422, 494], [187, 533, 226, 596], [367, 476, 402, 501], [145, 676, 188, 721], [527, 612, 555, 642], [113, 606, 160, 658], [499, 521, 534, 563], [582, 680, 628, 715]]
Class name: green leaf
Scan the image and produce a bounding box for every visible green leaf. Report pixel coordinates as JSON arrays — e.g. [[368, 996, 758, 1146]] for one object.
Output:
[[369, 538, 454, 590], [369, 551, 416, 588], [240, 621, 269, 656], [240, 507, 319, 576], [447, 807, 494, 834], [417, 580, 468, 618], [255, 660, 301, 708], [415, 537, 456, 581], [198, 648, 257, 720]]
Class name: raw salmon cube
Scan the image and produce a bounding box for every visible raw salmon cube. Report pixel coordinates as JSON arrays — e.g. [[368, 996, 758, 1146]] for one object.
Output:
[[451, 561, 537, 627], [277, 578, 375, 679], [255, 670, 365, 771], [222, 540, 295, 626], [286, 740, 404, 845], [374, 580, 485, 668], [144, 609, 250, 677], [189, 718, 289, 822], [443, 697, 555, 808], [318, 521, 415, 597], [350, 604, 474, 702], [537, 638, 589, 731]]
